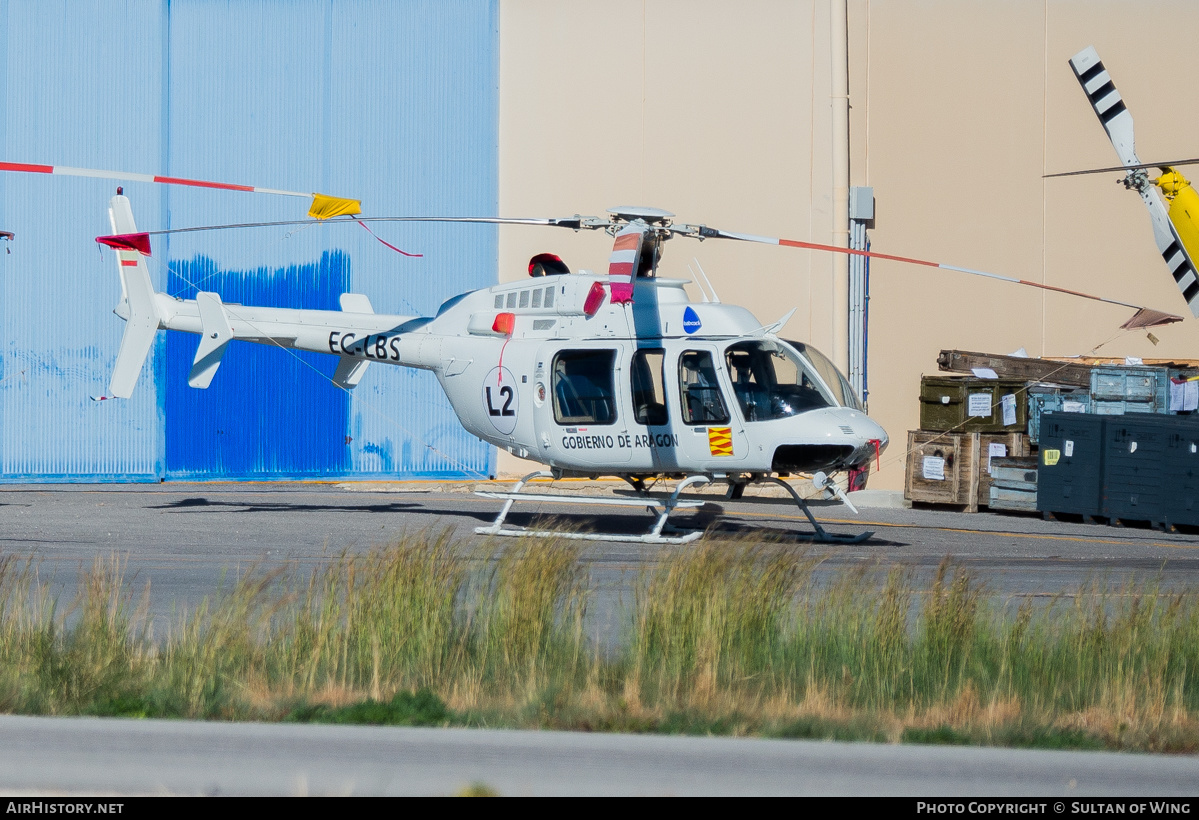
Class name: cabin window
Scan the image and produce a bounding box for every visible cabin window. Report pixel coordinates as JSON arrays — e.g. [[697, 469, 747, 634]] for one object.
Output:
[[531, 289, 542, 308], [631, 349, 667, 426], [552, 349, 617, 425], [494, 294, 503, 309], [506, 292, 517, 309], [519, 290, 530, 308], [543, 286, 555, 308], [725, 340, 834, 421], [678, 350, 730, 424]]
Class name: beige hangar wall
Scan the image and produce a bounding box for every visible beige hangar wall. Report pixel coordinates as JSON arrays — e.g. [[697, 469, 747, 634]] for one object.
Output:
[[497, 0, 1199, 491]]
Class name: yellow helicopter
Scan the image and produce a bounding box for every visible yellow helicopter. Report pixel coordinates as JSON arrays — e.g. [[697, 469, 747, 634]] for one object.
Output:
[[1049, 46, 1199, 318]]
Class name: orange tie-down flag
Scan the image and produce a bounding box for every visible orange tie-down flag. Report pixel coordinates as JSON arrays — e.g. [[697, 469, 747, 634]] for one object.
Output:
[[708, 427, 734, 457]]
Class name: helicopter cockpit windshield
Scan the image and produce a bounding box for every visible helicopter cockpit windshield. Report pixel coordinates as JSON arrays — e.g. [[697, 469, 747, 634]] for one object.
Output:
[[723, 340, 836, 421], [785, 340, 864, 411]]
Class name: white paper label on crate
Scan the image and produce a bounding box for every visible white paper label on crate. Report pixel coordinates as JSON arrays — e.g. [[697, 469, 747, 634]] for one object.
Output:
[[1125, 356, 1144, 366], [971, 368, 998, 379], [1043, 449, 1060, 466], [1130, 441, 1138, 454], [1171, 380, 1185, 412], [940, 395, 950, 404], [922, 456, 946, 481], [1192, 443, 1197, 454], [1001, 393, 1017, 426], [968, 393, 991, 417], [1064, 440, 1074, 457], [1186, 380, 1198, 412], [1062, 400, 1086, 413], [987, 442, 1006, 474]]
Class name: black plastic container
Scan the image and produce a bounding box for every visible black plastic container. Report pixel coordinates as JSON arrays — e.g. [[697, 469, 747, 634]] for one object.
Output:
[[1101, 415, 1171, 526], [1036, 413, 1106, 518], [1161, 416, 1199, 528]]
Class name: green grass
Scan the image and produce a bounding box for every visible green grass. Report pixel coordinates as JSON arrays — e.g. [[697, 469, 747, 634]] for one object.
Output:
[[0, 532, 1197, 752]]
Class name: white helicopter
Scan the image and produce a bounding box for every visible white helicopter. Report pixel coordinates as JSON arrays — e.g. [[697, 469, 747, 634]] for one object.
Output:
[[3, 158, 1176, 545], [96, 191, 888, 545]]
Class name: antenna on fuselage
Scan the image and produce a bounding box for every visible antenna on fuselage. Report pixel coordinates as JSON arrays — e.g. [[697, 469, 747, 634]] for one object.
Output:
[[690, 258, 721, 304]]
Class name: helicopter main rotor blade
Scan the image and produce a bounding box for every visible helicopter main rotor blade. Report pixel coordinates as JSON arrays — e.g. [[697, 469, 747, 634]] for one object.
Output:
[[673, 223, 1181, 321], [96, 214, 612, 260], [100, 214, 609, 238], [1044, 158, 1199, 179], [0, 161, 361, 219]]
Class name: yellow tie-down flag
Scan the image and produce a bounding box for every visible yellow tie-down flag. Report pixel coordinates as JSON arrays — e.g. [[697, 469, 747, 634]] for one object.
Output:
[[308, 193, 362, 219]]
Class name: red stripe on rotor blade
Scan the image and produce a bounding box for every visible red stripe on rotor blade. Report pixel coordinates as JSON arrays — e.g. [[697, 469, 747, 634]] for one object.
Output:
[[612, 233, 642, 251], [0, 162, 53, 174], [608, 262, 634, 277], [777, 237, 938, 267], [119, 260, 138, 267], [153, 175, 255, 192], [1016, 279, 1105, 302]]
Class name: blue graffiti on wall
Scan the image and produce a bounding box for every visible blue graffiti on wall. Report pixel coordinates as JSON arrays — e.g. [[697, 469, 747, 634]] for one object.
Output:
[[165, 252, 351, 478]]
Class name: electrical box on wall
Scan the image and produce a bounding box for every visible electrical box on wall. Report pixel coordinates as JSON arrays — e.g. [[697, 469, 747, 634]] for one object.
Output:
[[850, 186, 874, 221]]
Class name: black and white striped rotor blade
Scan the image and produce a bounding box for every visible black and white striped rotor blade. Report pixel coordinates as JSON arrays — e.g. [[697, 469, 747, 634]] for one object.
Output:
[[1070, 46, 1140, 168], [1138, 186, 1199, 317]]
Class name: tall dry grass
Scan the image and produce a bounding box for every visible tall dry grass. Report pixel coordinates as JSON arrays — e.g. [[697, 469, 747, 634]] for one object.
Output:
[[0, 531, 1196, 750]]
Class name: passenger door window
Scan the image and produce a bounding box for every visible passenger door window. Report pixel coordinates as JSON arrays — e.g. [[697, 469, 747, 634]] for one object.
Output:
[[631, 349, 668, 426], [678, 350, 730, 424], [552, 349, 617, 425]]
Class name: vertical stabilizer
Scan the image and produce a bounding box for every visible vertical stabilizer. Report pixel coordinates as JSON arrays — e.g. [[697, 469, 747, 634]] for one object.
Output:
[[107, 195, 163, 398]]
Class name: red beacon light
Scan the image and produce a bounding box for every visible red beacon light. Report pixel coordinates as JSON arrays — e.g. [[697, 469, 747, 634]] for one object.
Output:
[[491, 312, 516, 336], [582, 282, 606, 316]]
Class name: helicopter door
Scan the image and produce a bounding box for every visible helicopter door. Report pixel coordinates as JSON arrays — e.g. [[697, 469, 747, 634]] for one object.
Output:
[[627, 348, 681, 472], [540, 346, 632, 469], [674, 347, 748, 466]]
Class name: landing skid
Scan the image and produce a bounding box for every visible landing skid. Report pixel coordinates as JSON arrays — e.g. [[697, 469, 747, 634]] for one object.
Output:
[[475, 471, 711, 544], [747, 477, 874, 544], [474, 472, 873, 545]]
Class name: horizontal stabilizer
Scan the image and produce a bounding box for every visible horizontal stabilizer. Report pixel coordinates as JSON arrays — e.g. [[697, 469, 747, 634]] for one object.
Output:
[[339, 293, 375, 313], [332, 357, 370, 389], [189, 292, 234, 388]]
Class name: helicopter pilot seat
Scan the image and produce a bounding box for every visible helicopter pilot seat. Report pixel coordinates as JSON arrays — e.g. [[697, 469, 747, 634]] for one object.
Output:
[[679, 351, 729, 424], [726, 349, 772, 422]]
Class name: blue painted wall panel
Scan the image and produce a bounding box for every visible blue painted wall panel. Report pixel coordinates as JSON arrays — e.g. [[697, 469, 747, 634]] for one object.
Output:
[[0, 0, 497, 481], [165, 252, 351, 478]]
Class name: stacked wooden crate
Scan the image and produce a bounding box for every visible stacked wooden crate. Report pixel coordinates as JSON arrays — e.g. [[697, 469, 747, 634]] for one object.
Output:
[[988, 456, 1039, 511], [904, 376, 1031, 513], [904, 350, 1199, 514]]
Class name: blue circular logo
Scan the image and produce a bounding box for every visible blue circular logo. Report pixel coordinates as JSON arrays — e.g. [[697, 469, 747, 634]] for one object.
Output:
[[682, 306, 702, 334]]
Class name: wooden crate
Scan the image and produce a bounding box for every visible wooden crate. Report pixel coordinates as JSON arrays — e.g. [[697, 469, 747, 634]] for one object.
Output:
[[918, 376, 1030, 433], [989, 485, 1038, 512], [977, 432, 1031, 505], [904, 430, 980, 511], [904, 430, 1030, 513]]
